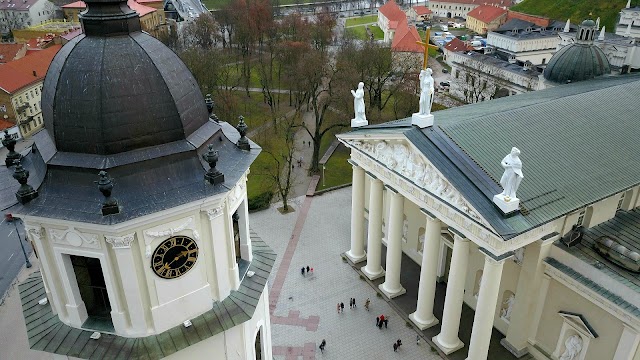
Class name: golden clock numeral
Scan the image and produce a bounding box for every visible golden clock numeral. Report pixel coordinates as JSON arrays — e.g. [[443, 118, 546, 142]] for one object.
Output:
[[187, 256, 197, 262], [170, 238, 177, 247]]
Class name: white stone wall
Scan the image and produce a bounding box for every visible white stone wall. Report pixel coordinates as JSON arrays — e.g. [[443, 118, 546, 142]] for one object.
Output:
[[11, 82, 44, 137], [428, 0, 477, 19], [486, 32, 559, 65]]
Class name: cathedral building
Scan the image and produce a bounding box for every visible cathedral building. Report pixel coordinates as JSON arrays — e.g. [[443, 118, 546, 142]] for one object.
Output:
[[0, 0, 274, 358], [338, 72, 640, 360]]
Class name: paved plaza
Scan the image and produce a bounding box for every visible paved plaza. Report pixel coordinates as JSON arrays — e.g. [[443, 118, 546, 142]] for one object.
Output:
[[251, 188, 444, 360]]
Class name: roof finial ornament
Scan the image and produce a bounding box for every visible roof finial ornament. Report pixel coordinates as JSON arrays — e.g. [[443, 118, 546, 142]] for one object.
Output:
[[97, 171, 119, 216], [564, 18, 571, 33], [595, 17, 600, 30], [202, 144, 224, 185], [492, 147, 524, 215], [13, 160, 38, 204], [2, 129, 21, 167], [236, 115, 250, 151], [205, 94, 214, 116], [627, 0, 631, 8], [598, 26, 606, 41]]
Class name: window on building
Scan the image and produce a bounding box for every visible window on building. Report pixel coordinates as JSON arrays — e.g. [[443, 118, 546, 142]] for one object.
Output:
[[576, 209, 586, 226]]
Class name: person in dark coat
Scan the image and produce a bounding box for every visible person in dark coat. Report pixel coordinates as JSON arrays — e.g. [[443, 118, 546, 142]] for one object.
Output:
[[319, 339, 326, 353], [340, 302, 344, 312], [376, 316, 380, 327], [352, 297, 356, 308], [301, 267, 305, 276], [384, 319, 388, 328], [393, 343, 398, 352]]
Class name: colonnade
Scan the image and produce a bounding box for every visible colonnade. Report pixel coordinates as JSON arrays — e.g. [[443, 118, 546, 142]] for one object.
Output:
[[347, 164, 511, 360]]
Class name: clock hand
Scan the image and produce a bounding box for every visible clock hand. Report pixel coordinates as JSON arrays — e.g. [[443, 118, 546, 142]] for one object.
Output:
[[167, 250, 189, 267]]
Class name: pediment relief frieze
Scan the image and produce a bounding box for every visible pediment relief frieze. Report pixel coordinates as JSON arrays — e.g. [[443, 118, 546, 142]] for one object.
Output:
[[347, 139, 487, 227]]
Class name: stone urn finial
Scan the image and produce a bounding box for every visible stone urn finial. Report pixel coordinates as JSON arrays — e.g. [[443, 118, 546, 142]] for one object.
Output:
[[236, 115, 250, 151], [202, 143, 224, 185], [13, 160, 38, 204], [3, 129, 21, 167], [98, 171, 119, 215]]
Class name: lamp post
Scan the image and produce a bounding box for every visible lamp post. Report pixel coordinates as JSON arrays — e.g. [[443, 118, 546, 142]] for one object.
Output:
[[322, 165, 326, 187], [5, 213, 32, 268]]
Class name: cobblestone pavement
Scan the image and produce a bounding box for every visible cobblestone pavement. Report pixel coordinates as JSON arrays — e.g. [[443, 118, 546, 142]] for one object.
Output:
[[251, 188, 444, 360]]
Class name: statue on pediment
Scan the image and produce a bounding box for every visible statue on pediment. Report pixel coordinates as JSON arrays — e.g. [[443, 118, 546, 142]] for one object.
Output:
[[351, 82, 367, 124], [499, 147, 524, 199], [559, 335, 583, 360]]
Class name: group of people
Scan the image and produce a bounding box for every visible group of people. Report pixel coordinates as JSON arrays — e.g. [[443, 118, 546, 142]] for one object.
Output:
[[376, 314, 389, 329], [337, 297, 371, 313], [300, 265, 313, 277], [393, 339, 403, 352]]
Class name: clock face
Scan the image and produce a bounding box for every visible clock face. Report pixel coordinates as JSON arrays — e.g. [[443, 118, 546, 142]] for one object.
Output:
[[151, 236, 199, 279]]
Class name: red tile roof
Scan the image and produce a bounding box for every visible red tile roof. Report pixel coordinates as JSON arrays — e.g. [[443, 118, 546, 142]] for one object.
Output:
[[63, 0, 155, 16], [413, 6, 432, 15], [391, 23, 422, 53], [0, 45, 61, 94], [430, 0, 510, 6], [0, 44, 25, 64], [467, 5, 508, 23], [0, 119, 15, 131], [444, 38, 473, 52], [380, 0, 406, 24]]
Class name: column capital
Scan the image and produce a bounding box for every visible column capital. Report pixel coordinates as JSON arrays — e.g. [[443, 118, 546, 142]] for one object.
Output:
[[479, 247, 514, 264], [348, 159, 362, 170], [448, 227, 468, 242], [105, 233, 136, 249], [420, 208, 438, 221]]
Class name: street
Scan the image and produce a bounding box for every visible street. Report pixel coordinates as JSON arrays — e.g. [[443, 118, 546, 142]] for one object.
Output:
[[0, 217, 33, 304]]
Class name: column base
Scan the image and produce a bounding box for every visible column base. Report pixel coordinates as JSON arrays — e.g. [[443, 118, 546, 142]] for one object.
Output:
[[409, 312, 439, 330], [361, 265, 385, 280], [345, 250, 367, 263], [432, 334, 464, 355], [351, 118, 368, 128], [378, 283, 406, 299], [500, 338, 529, 358]]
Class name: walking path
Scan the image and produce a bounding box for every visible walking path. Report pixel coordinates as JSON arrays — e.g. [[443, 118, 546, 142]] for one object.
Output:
[[251, 187, 444, 360]]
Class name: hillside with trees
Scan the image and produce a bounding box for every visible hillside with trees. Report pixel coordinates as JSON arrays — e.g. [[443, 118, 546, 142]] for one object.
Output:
[[511, 0, 627, 31]]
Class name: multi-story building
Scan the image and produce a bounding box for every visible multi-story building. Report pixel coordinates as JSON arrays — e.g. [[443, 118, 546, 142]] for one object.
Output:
[[428, 0, 511, 20], [63, 0, 166, 38], [465, 5, 508, 35], [0, 0, 56, 33], [616, 0, 640, 38], [0, 44, 60, 137], [11, 20, 80, 43]]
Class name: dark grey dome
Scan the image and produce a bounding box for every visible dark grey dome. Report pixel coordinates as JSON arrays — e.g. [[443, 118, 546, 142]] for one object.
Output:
[[543, 43, 611, 84], [42, 18, 208, 155]]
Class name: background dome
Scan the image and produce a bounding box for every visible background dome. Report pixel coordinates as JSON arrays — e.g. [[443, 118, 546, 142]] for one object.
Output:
[[42, 31, 208, 155], [543, 43, 611, 84]]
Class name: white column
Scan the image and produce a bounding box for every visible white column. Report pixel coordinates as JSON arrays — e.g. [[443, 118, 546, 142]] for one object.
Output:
[[379, 188, 406, 298], [346, 164, 366, 263], [207, 206, 232, 299], [501, 236, 556, 357], [237, 197, 252, 262], [409, 212, 441, 329], [613, 324, 640, 360], [433, 233, 469, 355], [106, 233, 148, 336], [466, 252, 507, 360], [362, 176, 385, 280]]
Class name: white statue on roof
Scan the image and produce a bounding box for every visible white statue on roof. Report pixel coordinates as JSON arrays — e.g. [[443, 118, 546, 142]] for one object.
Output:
[[499, 147, 524, 199], [411, 68, 435, 128], [493, 147, 524, 214], [351, 82, 368, 128]]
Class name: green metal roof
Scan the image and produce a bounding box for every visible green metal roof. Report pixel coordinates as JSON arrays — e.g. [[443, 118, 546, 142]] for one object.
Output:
[[341, 74, 640, 238], [19, 231, 275, 359], [543, 43, 611, 84], [435, 74, 640, 230]]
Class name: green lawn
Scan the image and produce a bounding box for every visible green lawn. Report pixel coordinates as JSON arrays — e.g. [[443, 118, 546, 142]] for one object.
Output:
[[345, 15, 378, 27], [319, 144, 352, 189], [511, 0, 625, 31], [346, 26, 368, 41], [370, 25, 384, 40]]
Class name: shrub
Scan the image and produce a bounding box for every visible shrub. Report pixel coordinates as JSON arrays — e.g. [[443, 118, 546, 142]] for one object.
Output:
[[248, 191, 273, 212], [376, 292, 382, 298], [405, 321, 412, 327]]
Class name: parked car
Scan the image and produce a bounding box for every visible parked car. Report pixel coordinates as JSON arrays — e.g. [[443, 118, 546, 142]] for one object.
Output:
[[440, 81, 450, 87], [442, 68, 449, 73]]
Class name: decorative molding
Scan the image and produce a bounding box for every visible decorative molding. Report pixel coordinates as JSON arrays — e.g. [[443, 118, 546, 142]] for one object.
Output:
[[229, 183, 245, 209], [49, 227, 100, 249], [105, 233, 136, 249], [344, 139, 557, 254], [26, 226, 44, 243], [206, 207, 224, 220], [143, 217, 200, 258]]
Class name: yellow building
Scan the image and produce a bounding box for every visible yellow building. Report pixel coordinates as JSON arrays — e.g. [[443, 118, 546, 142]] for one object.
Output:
[[466, 5, 508, 35], [62, 0, 166, 38], [11, 20, 80, 44]]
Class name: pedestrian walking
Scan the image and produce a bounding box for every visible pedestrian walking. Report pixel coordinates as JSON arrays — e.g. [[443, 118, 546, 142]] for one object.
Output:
[[384, 319, 388, 328], [393, 343, 398, 352], [376, 316, 380, 327], [301, 267, 305, 276], [353, 297, 356, 308], [378, 320, 383, 329], [379, 314, 385, 322], [310, 267, 314, 275], [308, 141, 310, 148], [416, 335, 421, 346], [319, 339, 326, 353], [337, 303, 340, 314], [306, 265, 310, 273], [365, 298, 370, 311], [340, 302, 344, 312], [396, 339, 402, 349]]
